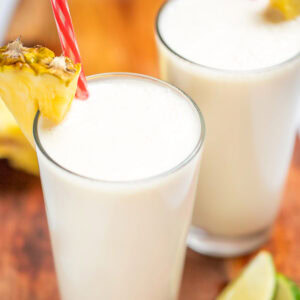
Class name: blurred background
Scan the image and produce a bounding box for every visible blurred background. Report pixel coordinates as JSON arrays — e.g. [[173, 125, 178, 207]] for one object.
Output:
[[0, 0, 299, 300], [0, 0, 164, 175], [4, 0, 162, 76]]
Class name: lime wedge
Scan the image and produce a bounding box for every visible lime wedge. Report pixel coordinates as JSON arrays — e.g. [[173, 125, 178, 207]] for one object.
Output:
[[275, 274, 300, 300], [217, 251, 276, 300]]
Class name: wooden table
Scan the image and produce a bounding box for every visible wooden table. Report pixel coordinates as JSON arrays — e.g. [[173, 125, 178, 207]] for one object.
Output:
[[1, 0, 300, 299]]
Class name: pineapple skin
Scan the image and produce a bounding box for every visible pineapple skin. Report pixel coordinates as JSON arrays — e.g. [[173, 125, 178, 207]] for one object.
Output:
[[0, 40, 81, 146], [0, 100, 38, 175]]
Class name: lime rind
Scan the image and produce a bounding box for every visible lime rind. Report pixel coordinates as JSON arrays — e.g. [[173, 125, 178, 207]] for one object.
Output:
[[275, 274, 300, 300], [217, 251, 276, 300]]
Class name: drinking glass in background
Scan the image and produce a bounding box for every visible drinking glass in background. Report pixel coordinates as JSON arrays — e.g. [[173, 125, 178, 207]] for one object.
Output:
[[0, 0, 19, 44], [155, 0, 300, 257], [33, 73, 205, 300]]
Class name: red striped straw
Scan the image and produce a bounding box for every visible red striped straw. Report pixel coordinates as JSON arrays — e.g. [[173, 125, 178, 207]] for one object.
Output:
[[50, 0, 89, 100]]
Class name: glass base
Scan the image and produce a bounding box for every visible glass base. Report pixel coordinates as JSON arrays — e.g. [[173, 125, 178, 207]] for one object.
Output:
[[187, 226, 271, 258]]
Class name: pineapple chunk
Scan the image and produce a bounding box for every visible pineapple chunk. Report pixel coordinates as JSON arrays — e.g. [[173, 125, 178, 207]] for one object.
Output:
[[0, 100, 38, 175], [0, 38, 81, 146], [270, 0, 300, 19]]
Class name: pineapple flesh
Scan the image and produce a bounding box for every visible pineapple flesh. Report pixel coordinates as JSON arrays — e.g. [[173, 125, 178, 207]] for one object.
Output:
[[270, 0, 300, 19], [0, 38, 81, 146], [0, 100, 38, 175]]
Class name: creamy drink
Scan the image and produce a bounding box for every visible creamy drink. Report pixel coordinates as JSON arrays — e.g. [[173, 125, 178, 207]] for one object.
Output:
[[34, 73, 205, 300], [156, 0, 300, 256]]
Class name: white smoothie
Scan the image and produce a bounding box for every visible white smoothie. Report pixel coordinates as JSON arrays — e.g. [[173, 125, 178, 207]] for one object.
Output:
[[35, 74, 204, 300], [157, 0, 300, 249], [158, 0, 300, 70], [39, 76, 201, 181]]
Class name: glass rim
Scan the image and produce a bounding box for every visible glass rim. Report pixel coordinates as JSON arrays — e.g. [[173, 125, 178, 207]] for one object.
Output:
[[33, 72, 205, 185], [155, 0, 300, 74]]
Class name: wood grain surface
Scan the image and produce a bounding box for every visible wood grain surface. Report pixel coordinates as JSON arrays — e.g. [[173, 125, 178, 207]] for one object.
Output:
[[1, 0, 300, 299]]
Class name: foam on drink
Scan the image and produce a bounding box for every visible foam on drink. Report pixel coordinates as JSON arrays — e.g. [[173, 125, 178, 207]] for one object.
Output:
[[158, 0, 300, 70], [38, 75, 201, 181]]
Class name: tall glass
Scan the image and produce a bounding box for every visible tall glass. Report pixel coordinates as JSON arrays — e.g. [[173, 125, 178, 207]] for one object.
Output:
[[33, 73, 205, 300], [156, 3, 300, 257]]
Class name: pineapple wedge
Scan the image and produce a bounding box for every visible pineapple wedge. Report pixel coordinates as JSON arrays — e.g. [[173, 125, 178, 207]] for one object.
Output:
[[270, 0, 300, 19], [0, 38, 81, 146], [0, 100, 38, 175]]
